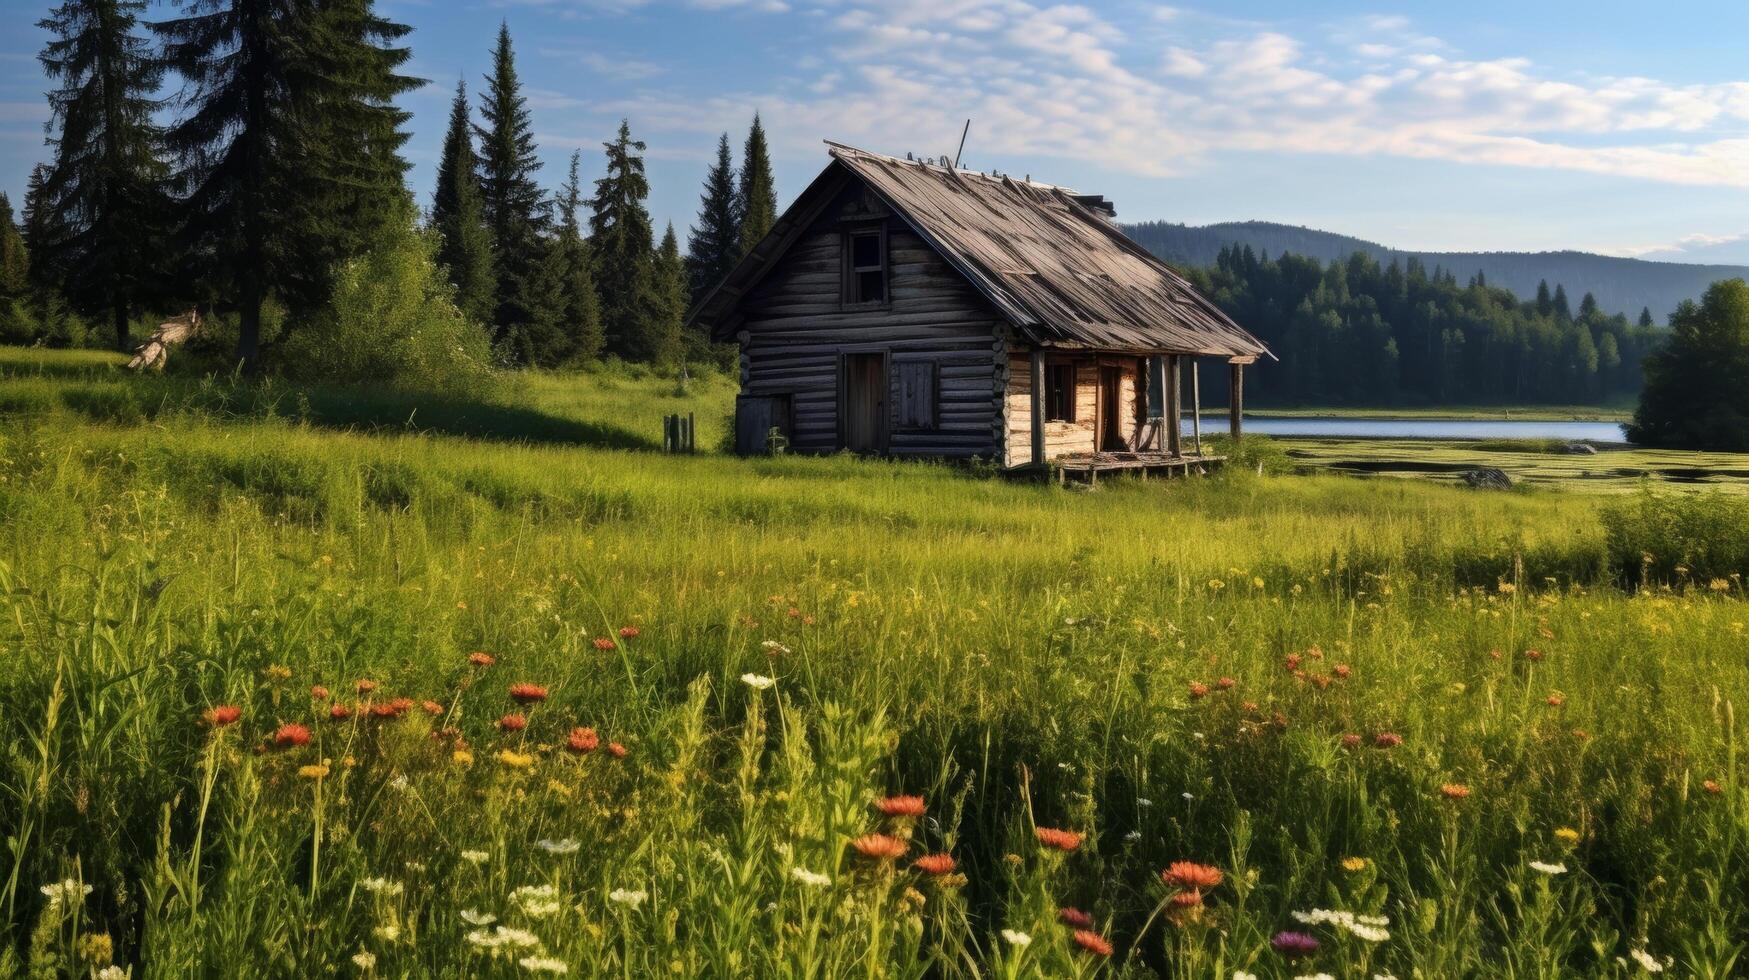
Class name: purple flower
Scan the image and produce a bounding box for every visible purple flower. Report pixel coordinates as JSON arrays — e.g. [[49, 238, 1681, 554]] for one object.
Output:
[[1271, 931, 1320, 957]]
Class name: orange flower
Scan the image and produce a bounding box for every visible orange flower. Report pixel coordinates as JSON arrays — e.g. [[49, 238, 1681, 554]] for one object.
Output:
[[592, 637, 616, 651], [1284, 652, 1302, 671], [498, 713, 527, 732], [1341, 733, 1362, 749], [1333, 663, 1351, 679], [205, 705, 242, 727], [421, 700, 444, 716], [1440, 782, 1471, 800], [606, 741, 627, 758], [618, 626, 641, 638], [1168, 888, 1204, 908], [1161, 861, 1223, 890], [468, 652, 496, 667], [1374, 732, 1403, 749], [387, 697, 413, 715], [876, 795, 926, 817], [1035, 827, 1083, 852], [274, 723, 312, 748], [912, 854, 956, 876], [1071, 930, 1112, 957], [1188, 681, 1210, 698], [329, 703, 352, 720], [1524, 648, 1544, 662], [1703, 779, 1723, 795], [310, 685, 330, 701], [508, 683, 548, 704], [1058, 907, 1093, 928], [851, 834, 908, 860], [370, 702, 400, 719], [566, 727, 599, 754], [1216, 677, 1236, 690], [1546, 693, 1565, 707], [356, 679, 378, 694]]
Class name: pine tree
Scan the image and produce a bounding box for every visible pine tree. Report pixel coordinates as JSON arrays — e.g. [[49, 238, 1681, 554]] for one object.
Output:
[[1535, 280, 1553, 317], [737, 113, 775, 257], [1552, 283, 1571, 322], [650, 223, 686, 365], [431, 80, 495, 326], [687, 132, 741, 297], [474, 22, 553, 360], [0, 192, 35, 342], [591, 119, 659, 361], [1578, 292, 1599, 320], [552, 150, 604, 363], [21, 163, 87, 344], [36, 0, 171, 351], [155, 0, 417, 368], [1639, 307, 1656, 329]]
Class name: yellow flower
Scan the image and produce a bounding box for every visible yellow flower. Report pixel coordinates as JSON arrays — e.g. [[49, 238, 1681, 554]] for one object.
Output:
[[1340, 856, 1368, 873], [265, 664, 292, 682], [1207, 579, 1225, 591], [453, 749, 474, 766], [1497, 581, 1516, 595], [1710, 578, 1731, 592], [298, 764, 331, 780], [1251, 577, 1265, 589], [497, 749, 535, 770], [1554, 826, 1581, 845]]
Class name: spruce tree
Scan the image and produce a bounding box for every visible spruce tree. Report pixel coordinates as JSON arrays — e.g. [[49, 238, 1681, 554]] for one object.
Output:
[[37, 0, 170, 352], [1535, 280, 1553, 317], [1552, 283, 1572, 322], [474, 22, 554, 360], [590, 119, 659, 361], [651, 223, 686, 365], [0, 193, 34, 342], [737, 113, 776, 257], [155, 0, 417, 367], [1639, 307, 1655, 329], [21, 163, 87, 344], [432, 80, 495, 326], [553, 150, 604, 363], [687, 132, 741, 297]]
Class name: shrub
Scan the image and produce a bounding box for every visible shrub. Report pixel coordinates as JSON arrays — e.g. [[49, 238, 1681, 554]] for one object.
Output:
[[1206, 433, 1293, 475], [1600, 489, 1749, 587], [276, 205, 496, 395]]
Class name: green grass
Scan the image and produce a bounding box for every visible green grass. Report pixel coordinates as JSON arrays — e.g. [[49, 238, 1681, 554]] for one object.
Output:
[[1287, 438, 1749, 493], [1, 346, 1746, 978]]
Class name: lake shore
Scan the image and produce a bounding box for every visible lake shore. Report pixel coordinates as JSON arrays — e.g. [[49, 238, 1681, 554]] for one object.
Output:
[[1248, 404, 1633, 421]]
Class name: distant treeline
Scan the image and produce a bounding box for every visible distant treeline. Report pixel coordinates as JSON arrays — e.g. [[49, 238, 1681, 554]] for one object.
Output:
[[1181, 245, 1663, 407]]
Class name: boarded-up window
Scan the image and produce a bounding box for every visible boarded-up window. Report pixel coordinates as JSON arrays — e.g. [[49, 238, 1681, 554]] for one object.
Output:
[[895, 360, 938, 429], [1045, 363, 1076, 422]]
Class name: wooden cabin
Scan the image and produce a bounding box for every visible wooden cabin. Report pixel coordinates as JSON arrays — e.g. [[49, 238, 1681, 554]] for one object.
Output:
[[688, 143, 1272, 478]]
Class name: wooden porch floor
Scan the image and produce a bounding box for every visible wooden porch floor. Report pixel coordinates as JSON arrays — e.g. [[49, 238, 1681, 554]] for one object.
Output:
[[1051, 451, 1226, 484]]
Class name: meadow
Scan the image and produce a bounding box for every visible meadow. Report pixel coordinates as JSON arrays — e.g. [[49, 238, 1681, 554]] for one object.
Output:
[[2, 346, 1748, 978]]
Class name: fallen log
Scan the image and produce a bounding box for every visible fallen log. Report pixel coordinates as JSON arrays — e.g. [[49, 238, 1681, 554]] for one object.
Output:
[[126, 310, 200, 371]]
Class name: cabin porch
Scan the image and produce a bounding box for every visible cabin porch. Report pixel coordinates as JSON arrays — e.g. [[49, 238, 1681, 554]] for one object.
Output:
[[1051, 450, 1227, 485]]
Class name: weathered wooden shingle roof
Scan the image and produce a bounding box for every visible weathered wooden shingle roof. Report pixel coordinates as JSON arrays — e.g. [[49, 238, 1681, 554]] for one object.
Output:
[[692, 143, 1271, 360]]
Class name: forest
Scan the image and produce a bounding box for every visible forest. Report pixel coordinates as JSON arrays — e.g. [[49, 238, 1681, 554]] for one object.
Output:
[[1182, 245, 1663, 407]]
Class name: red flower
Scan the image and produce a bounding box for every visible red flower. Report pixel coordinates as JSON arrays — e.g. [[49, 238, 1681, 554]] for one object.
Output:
[[1545, 693, 1565, 707], [1161, 861, 1223, 890], [1440, 782, 1471, 800], [422, 700, 444, 716], [912, 853, 956, 876], [329, 703, 352, 720], [850, 834, 907, 860], [468, 652, 496, 667], [1373, 731, 1403, 749], [1341, 733, 1362, 749], [1058, 907, 1093, 928], [1071, 930, 1112, 957], [566, 727, 599, 754], [1188, 682, 1210, 699], [310, 685, 330, 701], [1034, 827, 1083, 852], [274, 723, 312, 748], [370, 702, 400, 719], [205, 705, 242, 727], [1333, 663, 1351, 678], [1284, 652, 1302, 671], [508, 683, 548, 704], [876, 795, 926, 817], [1169, 889, 1204, 908], [355, 679, 377, 694], [1525, 648, 1544, 662], [618, 626, 641, 638], [1216, 677, 1236, 690], [592, 637, 616, 651], [1703, 779, 1724, 795], [498, 713, 527, 732], [606, 741, 627, 758]]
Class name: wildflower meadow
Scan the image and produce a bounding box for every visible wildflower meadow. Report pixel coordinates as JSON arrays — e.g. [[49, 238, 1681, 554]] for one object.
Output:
[[2, 349, 1747, 977]]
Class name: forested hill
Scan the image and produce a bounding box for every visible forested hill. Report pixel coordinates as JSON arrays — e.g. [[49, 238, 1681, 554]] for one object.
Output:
[[1124, 219, 1749, 320]]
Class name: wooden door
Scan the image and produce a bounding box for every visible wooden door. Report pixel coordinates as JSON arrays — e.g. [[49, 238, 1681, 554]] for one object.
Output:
[[1097, 365, 1125, 452], [841, 352, 887, 453]]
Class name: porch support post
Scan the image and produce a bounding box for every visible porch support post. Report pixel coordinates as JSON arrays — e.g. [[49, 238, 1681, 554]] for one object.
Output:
[[1165, 353, 1182, 458], [1229, 360, 1244, 439], [1030, 348, 1047, 468], [1191, 358, 1203, 456]]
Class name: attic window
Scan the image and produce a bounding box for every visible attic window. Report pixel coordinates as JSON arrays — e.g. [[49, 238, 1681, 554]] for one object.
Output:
[[844, 227, 887, 304]]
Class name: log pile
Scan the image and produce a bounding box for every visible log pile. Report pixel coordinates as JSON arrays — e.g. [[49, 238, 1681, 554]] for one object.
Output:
[[126, 310, 200, 371]]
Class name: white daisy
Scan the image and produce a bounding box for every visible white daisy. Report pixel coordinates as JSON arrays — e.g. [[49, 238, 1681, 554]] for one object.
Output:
[[1000, 929, 1031, 947], [351, 951, 377, 970], [358, 877, 403, 896], [741, 673, 775, 690], [1629, 948, 1664, 973], [519, 956, 569, 974], [1529, 860, 1568, 875], [39, 879, 93, 908], [608, 888, 648, 909], [536, 838, 581, 855], [789, 867, 830, 888], [460, 909, 496, 926], [461, 850, 490, 865]]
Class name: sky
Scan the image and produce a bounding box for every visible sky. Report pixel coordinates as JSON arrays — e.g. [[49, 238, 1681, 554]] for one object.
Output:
[[4, 0, 1749, 263]]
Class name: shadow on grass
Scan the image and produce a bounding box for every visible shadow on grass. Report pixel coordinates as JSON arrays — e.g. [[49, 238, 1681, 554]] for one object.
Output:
[[293, 388, 655, 450]]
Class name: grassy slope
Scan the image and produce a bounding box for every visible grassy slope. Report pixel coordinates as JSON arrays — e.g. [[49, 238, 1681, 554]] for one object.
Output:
[[1, 347, 1747, 977]]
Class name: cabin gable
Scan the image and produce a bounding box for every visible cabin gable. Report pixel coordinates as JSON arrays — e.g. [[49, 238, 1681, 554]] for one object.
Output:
[[731, 180, 1007, 458]]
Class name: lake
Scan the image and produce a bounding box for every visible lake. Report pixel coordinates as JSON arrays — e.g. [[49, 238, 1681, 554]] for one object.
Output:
[[1191, 416, 1629, 442]]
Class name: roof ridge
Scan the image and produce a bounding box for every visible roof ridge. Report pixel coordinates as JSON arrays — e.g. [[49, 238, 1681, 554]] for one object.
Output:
[[823, 139, 1075, 192]]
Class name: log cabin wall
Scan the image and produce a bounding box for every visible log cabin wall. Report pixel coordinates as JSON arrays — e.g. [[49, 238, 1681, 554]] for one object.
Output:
[[735, 184, 1006, 458], [1001, 353, 1142, 468]]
